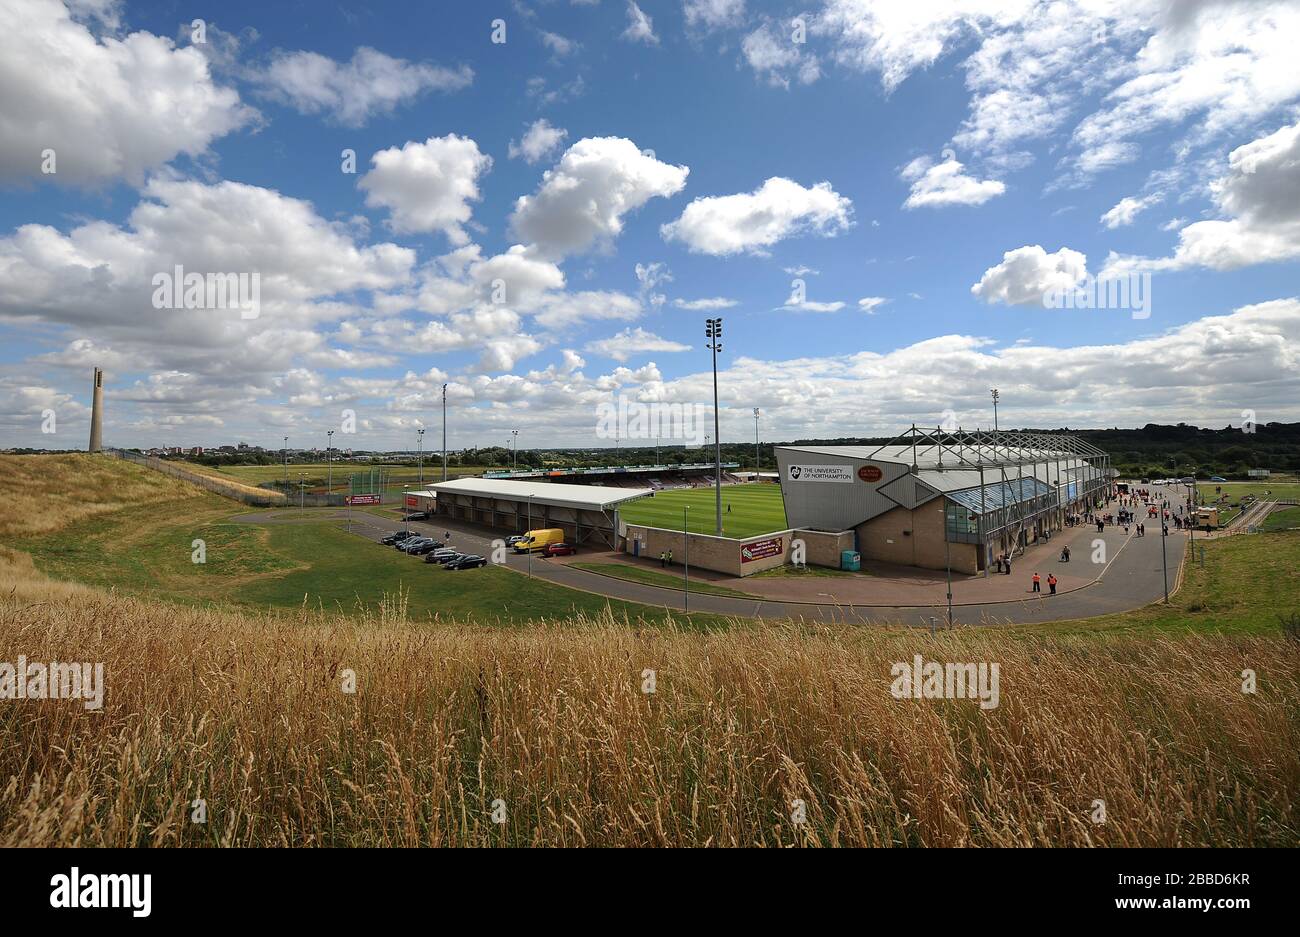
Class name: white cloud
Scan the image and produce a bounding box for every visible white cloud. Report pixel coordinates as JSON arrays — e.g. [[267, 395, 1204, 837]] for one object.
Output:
[[1103, 120, 1300, 275], [633, 261, 672, 308], [970, 245, 1087, 306], [1100, 193, 1163, 229], [539, 31, 578, 58], [533, 290, 643, 330], [783, 265, 819, 276], [741, 21, 821, 89], [674, 297, 737, 310], [621, 2, 659, 46], [585, 327, 689, 362], [781, 299, 846, 313], [684, 0, 746, 31], [358, 135, 493, 242], [0, 0, 254, 186], [510, 137, 689, 259], [508, 119, 569, 164], [661, 177, 852, 256], [900, 156, 1005, 209], [858, 296, 888, 313], [256, 46, 472, 127]]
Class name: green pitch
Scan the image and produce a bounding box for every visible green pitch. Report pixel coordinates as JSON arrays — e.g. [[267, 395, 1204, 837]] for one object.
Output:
[[618, 483, 788, 538]]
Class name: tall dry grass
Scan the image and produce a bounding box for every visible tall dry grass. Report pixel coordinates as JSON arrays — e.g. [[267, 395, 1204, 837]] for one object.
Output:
[[0, 453, 203, 539], [1, 579, 1295, 847]]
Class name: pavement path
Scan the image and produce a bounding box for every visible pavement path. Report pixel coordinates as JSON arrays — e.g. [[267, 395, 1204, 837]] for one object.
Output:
[[233, 495, 1189, 626]]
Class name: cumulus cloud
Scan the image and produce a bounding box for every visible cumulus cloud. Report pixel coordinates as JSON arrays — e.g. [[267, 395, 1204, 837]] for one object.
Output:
[[900, 156, 1005, 209], [970, 245, 1088, 306], [255, 46, 472, 127], [621, 2, 659, 45], [533, 290, 643, 330], [358, 135, 493, 242], [858, 296, 888, 313], [510, 137, 689, 259], [0, 0, 254, 186], [585, 327, 690, 362], [661, 177, 852, 256], [508, 119, 568, 164], [1103, 120, 1300, 275]]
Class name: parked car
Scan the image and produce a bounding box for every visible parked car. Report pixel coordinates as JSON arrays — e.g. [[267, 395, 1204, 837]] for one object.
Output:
[[444, 554, 488, 570], [380, 530, 414, 545], [543, 542, 576, 557], [399, 537, 433, 553], [424, 549, 462, 565], [505, 535, 525, 548], [408, 540, 444, 555]]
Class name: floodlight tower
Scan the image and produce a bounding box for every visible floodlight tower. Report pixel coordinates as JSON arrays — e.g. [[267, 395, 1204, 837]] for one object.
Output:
[[753, 407, 761, 472], [706, 317, 724, 535], [416, 428, 425, 485], [326, 429, 334, 493], [441, 383, 448, 482]]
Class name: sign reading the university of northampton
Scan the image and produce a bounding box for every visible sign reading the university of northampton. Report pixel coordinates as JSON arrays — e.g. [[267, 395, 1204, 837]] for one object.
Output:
[[786, 464, 854, 483], [741, 536, 784, 563]]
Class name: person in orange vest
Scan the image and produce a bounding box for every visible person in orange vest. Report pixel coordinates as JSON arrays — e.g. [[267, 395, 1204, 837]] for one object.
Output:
[[1032, 572, 1041, 593], [1047, 573, 1057, 595]]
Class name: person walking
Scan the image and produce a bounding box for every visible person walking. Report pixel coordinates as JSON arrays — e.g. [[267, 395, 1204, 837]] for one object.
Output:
[[1048, 573, 1057, 595], [667, 549, 673, 566], [1032, 572, 1041, 593], [659, 551, 666, 568]]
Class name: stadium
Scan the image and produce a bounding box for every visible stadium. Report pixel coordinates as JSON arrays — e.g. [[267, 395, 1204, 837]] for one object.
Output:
[[776, 425, 1115, 574]]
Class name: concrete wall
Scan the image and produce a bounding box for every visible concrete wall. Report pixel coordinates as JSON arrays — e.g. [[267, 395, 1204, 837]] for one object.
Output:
[[624, 525, 791, 577], [855, 503, 980, 575], [792, 528, 855, 567]]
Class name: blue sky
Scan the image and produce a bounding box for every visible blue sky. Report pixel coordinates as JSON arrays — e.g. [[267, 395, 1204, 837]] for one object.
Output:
[[2, 0, 1298, 451]]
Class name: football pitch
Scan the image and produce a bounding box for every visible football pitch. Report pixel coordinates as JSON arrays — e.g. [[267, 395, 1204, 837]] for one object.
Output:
[[619, 484, 788, 538]]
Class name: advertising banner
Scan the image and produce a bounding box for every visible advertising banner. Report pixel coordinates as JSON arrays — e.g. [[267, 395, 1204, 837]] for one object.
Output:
[[786, 464, 854, 483], [741, 536, 784, 563]]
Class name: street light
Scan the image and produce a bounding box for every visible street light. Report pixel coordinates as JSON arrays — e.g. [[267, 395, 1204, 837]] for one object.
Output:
[[941, 505, 953, 627], [416, 428, 425, 486], [683, 505, 690, 613], [283, 436, 289, 486], [706, 317, 723, 536], [326, 429, 334, 494], [298, 472, 306, 512], [441, 383, 448, 482], [753, 407, 761, 473], [511, 429, 519, 471], [527, 494, 534, 579]]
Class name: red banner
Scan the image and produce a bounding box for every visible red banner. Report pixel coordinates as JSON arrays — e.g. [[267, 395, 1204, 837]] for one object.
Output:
[[741, 536, 783, 563], [347, 494, 381, 505]]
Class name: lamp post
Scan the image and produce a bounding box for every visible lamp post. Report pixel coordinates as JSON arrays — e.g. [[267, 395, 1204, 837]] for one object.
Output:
[[298, 472, 306, 513], [683, 505, 690, 613], [753, 407, 760, 473], [417, 428, 425, 486], [655, 434, 660, 466], [511, 429, 519, 471], [941, 505, 953, 627], [441, 383, 448, 482], [706, 317, 723, 536], [326, 429, 334, 494], [283, 436, 289, 486], [527, 494, 534, 579], [1160, 514, 1169, 603]]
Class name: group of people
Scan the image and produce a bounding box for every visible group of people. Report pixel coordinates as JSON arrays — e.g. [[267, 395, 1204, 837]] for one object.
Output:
[[658, 550, 675, 567], [1031, 572, 1059, 595]]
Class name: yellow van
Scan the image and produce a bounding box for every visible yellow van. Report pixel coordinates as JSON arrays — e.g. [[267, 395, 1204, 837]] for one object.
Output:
[[514, 528, 564, 553]]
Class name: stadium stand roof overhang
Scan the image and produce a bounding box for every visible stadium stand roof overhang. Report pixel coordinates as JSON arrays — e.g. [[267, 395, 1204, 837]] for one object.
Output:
[[427, 478, 655, 512]]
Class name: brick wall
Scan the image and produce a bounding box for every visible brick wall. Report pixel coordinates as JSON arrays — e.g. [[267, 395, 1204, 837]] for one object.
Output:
[[855, 503, 979, 574], [624, 525, 790, 577]]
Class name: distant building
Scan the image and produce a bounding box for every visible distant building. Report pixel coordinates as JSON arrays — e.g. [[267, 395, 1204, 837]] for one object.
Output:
[[1248, 468, 1271, 478]]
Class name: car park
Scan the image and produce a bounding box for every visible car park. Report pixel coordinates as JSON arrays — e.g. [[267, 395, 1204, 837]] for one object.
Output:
[[444, 554, 487, 570], [543, 542, 576, 557]]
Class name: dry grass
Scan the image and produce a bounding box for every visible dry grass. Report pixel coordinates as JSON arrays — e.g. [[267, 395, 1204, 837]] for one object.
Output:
[[3, 452, 1296, 847], [1, 579, 1295, 847], [0, 453, 202, 539]]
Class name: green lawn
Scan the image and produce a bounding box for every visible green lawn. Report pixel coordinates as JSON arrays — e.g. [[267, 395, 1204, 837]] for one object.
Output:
[[1261, 507, 1300, 532], [1022, 529, 1300, 637], [206, 462, 495, 493], [12, 496, 732, 629], [1198, 480, 1300, 503], [620, 484, 788, 538], [569, 561, 758, 597]]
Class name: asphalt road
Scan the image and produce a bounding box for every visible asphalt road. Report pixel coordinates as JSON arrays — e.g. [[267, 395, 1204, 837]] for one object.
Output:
[[234, 505, 1189, 627]]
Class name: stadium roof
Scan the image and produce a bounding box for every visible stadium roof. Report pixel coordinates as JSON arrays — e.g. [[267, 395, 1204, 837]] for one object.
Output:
[[427, 478, 654, 511]]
